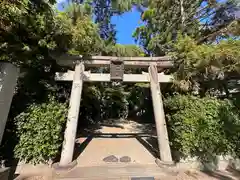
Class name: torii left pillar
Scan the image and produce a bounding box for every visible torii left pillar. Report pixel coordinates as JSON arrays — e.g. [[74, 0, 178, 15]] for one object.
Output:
[[59, 61, 84, 167]]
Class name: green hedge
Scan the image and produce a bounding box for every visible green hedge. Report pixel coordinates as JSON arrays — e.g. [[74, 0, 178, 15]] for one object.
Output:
[[14, 98, 68, 164], [165, 95, 240, 161]]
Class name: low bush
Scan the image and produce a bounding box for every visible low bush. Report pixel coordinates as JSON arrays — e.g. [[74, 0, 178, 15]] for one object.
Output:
[[164, 95, 240, 161], [14, 97, 67, 164]]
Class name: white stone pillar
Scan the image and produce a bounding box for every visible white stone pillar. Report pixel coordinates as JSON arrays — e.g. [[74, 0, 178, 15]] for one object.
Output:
[[0, 62, 18, 144], [59, 62, 84, 166], [148, 65, 173, 163]]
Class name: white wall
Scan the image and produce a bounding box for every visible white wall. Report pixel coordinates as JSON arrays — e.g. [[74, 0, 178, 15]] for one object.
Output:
[[0, 62, 18, 144]]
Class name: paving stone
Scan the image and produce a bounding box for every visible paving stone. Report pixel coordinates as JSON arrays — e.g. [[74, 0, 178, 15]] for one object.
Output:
[[103, 155, 119, 162], [120, 156, 131, 163]]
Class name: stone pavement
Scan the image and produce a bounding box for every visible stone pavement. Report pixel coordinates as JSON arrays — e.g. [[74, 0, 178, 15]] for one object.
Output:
[[75, 138, 156, 167], [74, 120, 157, 167], [15, 165, 240, 180], [55, 164, 173, 179], [14, 120, 240, 180]]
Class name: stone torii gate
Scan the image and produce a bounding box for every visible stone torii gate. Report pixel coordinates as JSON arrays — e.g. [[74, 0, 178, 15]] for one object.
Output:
[[55, 55, 174, 167]]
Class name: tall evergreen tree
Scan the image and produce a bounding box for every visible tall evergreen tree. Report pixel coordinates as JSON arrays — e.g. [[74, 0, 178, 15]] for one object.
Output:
[[93, 0, 117, 44], [134, 0, 239, 56]]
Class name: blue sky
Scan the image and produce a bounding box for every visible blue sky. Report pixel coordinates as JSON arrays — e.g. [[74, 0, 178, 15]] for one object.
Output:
[[56, 0, 141, 45], [111, 8, 141, 44]]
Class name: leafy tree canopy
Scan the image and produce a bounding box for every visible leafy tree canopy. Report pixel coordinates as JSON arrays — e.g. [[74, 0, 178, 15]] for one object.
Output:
[[171, 35, 240, 96], [0, 0, 57, 67], [134, 0, 239, 55]]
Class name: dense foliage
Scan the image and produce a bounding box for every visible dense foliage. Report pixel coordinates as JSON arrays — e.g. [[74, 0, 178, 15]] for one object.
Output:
[[0, 0, 57, 66], [171, 35, 240, 95], [14, 98, 67, 164], [165, 95, 240, 161]]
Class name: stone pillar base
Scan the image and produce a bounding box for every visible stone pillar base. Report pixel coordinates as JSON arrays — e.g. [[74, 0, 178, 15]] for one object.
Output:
[[52, 160, 77, 173], [155, 158, 175, 168]]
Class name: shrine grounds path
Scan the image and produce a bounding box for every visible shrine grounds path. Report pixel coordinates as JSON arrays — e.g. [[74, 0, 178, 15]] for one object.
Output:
[[14, 120, 239, 180]]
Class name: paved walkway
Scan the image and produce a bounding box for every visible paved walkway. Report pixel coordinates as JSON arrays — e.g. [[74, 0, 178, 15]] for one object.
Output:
[[76, 138, 156, 166], [55, 164, 172, 179], [75, 120, 157, 167], [14, 120, 240, 180]]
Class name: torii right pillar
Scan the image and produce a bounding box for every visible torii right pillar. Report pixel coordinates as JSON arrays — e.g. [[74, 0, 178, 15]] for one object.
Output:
[[149, 65, 173, 165]]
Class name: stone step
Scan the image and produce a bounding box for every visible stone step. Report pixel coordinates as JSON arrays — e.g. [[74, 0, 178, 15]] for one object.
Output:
[[55, 164, 177, 180], [55, 178, 155, 180]]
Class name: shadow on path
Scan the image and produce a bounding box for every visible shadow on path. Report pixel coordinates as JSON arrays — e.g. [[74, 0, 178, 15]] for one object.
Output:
[[136, 137, 159, 159], [73, 132, 159, 162], [73, 136, 93, 161], [202, 170, 236, 180]]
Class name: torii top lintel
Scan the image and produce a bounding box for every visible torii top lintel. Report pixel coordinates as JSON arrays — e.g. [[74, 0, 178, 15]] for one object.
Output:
[[55, 54, 173, 68]]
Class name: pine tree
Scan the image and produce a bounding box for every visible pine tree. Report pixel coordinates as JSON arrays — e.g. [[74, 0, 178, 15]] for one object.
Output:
[[134, 0, 239, 55]]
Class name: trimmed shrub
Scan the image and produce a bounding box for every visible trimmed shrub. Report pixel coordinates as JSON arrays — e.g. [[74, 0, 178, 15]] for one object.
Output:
[[164, 95, 240, 161], [14, 97, 67, 164]]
